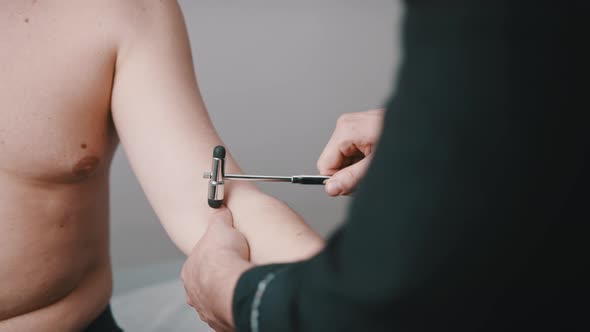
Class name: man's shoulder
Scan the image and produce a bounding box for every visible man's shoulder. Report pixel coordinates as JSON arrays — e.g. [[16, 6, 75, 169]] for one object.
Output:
[[68, 0, 182, 42], [108, 0, 184, 27], [100, 0, 185, 48]]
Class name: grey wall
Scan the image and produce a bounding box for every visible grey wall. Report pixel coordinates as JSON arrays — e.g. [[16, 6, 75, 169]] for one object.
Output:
[[110, 0, 403, 287]]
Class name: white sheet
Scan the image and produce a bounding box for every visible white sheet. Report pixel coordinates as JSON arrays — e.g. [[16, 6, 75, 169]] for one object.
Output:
[[112, 278, 212, 332]]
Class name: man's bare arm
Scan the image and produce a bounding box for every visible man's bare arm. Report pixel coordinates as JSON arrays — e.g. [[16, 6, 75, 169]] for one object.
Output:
[[110, 0, 323, 263]]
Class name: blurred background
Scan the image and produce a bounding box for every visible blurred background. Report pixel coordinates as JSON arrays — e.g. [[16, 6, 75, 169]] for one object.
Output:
[[110, 0, 402, 329]]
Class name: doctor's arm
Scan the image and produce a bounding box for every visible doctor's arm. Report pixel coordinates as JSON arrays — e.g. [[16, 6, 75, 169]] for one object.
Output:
[[182, 2, 584, 329]]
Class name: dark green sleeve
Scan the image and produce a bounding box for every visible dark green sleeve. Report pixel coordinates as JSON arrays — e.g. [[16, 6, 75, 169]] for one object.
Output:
[[233, 1, 587, 331]]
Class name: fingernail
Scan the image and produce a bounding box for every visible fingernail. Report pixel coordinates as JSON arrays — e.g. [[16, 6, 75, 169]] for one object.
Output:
[[326, 180, 343, 196]]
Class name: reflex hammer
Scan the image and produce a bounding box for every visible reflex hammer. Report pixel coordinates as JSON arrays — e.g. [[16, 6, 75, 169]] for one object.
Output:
[[203, 146, 330, 208]]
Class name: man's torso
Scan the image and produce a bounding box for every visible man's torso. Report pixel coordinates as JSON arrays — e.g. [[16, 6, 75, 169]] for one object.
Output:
[[0, 1, 125, 330]]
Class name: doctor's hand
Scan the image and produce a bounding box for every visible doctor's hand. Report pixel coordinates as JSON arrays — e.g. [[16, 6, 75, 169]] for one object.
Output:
[[318, 109, 384, 196], [181, 207, 253, 332]]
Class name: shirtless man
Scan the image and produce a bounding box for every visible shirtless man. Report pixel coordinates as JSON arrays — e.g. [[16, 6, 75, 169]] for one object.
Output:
[[0, 1, 323, 330]]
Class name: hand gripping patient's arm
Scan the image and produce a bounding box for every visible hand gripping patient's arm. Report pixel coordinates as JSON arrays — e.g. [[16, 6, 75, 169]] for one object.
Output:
[[109, 1, 323, 264]]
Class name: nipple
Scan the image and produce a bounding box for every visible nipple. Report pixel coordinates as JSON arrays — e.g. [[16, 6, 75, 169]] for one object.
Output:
[[72, 156, 100, 177]]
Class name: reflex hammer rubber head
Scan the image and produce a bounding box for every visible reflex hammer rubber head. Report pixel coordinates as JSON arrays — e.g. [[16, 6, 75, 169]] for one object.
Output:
[[208, 145, 226, 208], [213, 145, 226, 159]]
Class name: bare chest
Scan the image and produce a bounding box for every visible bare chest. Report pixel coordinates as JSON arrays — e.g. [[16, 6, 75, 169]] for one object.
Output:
[[0, 4, 119, 183]]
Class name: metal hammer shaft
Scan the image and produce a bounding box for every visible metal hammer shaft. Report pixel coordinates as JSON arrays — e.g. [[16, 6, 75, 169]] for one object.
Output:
[[203, 172, 330, 184], [206, 145, 330, 208]]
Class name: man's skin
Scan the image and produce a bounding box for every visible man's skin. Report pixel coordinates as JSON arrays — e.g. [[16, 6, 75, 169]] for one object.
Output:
[[0, 1, 322, 331]]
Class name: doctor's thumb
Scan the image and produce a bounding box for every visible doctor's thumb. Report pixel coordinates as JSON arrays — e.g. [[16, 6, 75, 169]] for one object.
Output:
[[325, 158, 372, 196], [208, 206, 234, 228]]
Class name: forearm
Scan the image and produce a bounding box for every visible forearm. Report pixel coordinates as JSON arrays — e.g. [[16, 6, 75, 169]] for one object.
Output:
[[153, 181, 323, 264], [225, 185, 324, 264], [117, 131, 324, 263], [135, 151, 324, 263]]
